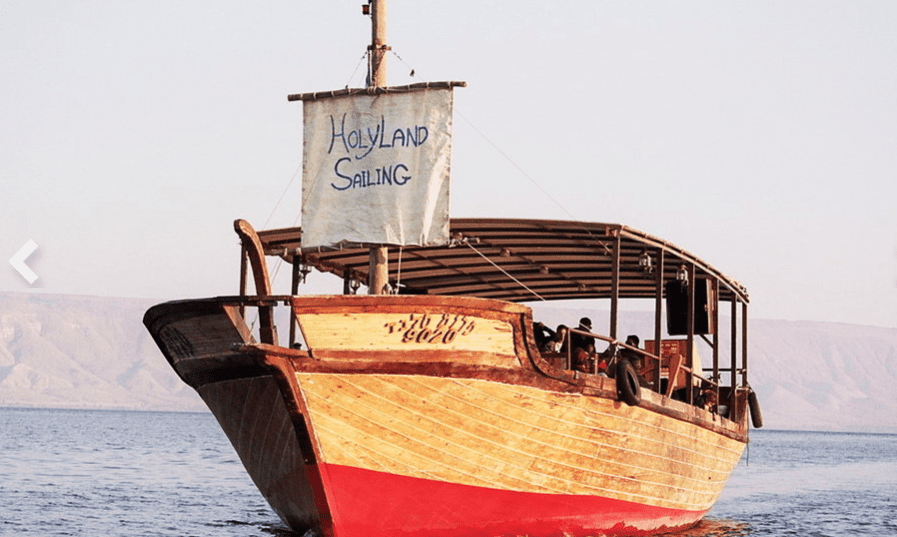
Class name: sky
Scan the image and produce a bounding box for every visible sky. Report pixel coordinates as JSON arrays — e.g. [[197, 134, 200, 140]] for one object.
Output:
[[2, 1, 895, 329]]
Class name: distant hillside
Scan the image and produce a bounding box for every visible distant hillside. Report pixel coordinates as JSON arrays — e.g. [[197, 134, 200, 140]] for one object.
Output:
[[2, 292, 896, 433], [748, 318, 897, 434], [0, 292, 204, 412]]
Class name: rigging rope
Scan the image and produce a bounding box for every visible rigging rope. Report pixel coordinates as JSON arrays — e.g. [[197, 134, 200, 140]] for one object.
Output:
[[262, 164, 301, 230], [347, 52, 368, 89], [259, 162, 303, 294], [464, 241, 545, 302], [396, 246, 403, 292], [391, 50, 581, 224], [386, 51, 612, 297]]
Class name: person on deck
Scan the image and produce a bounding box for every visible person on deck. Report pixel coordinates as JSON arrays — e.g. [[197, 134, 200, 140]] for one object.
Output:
[[541, 325, 568, 353], [619, 334, 650, 388], [532, 322, 555, 350], [568, 318, 597, 373], [620, 335, 641, 364], [569, 317, 595, 355]]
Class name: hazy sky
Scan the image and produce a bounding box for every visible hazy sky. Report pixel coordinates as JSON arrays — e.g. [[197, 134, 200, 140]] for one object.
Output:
[[2, 1, 895, 328]]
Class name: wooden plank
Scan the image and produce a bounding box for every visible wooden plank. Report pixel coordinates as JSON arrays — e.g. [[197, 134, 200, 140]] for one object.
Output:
[[295, 372, 745, 512], [306, 349, 520, 368], [198, 377, 321, 530], [298, 311, 519, 366]]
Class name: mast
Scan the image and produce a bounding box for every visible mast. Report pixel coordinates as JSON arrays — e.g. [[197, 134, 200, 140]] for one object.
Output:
[[367, 0, 390, 295]]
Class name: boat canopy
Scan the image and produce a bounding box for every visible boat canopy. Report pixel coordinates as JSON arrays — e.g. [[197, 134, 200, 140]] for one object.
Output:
[[256, 218, 749, 305]]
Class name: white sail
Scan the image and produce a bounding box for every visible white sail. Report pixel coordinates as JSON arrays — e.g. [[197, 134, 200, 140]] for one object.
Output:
[[301, 88, 454, 249]]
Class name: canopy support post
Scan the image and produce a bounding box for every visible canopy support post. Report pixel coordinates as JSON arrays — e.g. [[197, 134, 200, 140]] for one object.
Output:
[[239, 245, 248, 319], [742, 302, 749, 387], [289, 257, 301, 348], [730, 298, 739, 422], [712, 278, 720, 411], [652, 248, 664, 391], [686, 263, 696, 405], [609, 234, 621, 341]]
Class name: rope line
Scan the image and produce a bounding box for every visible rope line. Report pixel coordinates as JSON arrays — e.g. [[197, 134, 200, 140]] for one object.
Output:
[[464, 241, 545, 302], [396, 246, 403, 291], [262, 164, 301, 229], [346, 52, 368, 89], [454, 109, 581, 224], [390, 50, 604, 250], [390, 50, 578, 221]]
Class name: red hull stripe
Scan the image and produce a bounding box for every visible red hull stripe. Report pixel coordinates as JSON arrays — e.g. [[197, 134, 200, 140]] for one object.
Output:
[[315, 463, 705, 537]]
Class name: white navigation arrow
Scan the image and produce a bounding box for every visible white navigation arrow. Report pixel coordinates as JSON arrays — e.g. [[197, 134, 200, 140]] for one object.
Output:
[[10, 239, 39, 284]]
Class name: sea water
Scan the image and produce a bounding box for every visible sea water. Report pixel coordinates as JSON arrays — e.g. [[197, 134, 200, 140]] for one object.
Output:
[[1, 407, 895, 537]]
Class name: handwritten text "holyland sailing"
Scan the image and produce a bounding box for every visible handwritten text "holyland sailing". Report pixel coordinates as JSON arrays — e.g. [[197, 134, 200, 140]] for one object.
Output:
[[328, 114, 429, 191]]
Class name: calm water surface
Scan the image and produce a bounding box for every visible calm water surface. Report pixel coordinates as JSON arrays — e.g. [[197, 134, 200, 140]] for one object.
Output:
[[1, 408, 895, 536]]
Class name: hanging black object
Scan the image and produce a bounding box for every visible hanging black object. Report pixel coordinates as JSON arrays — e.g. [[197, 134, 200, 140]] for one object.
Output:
[[665, 278, 712, 335]]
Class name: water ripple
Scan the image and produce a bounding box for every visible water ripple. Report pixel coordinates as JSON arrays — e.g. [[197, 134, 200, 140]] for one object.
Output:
[[2, 409, 894, 536]]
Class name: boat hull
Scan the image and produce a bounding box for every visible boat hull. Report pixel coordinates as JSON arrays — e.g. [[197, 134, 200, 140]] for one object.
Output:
[[310, 463, 705, 537], [196, 375, 321, 531], [292, 372, 743, 537], [145, 296, 748, 537]]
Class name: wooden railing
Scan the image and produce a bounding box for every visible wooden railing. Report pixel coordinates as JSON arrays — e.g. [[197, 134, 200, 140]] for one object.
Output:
[[554, 327, 731, 413]]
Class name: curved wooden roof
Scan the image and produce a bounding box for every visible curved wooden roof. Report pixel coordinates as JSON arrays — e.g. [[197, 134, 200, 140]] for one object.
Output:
[[257, 218, 749, 304]]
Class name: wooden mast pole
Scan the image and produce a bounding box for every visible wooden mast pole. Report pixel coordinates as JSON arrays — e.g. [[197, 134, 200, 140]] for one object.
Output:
[[367, 0, 390, 295]]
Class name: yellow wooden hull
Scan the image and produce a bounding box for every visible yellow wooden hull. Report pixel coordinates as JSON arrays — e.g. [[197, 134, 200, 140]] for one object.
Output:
[[145, 295, 750, 537], [297, 372, 744, 514]]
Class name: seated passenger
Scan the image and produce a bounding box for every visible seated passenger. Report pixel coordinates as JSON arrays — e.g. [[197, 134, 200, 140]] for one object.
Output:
[[619, 335, 650, 388], [542, 325, 568, 353], [569, 317, 595, 355], [593, 342, 616, 376], [572, 343, 595, 373], [696, 388, 718, 411], [620, 335, 640, 362], [533, 322, 554, 350]]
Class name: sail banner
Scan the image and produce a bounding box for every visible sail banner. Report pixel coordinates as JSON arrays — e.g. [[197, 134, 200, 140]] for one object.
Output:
[[301, 88, 453, 249]]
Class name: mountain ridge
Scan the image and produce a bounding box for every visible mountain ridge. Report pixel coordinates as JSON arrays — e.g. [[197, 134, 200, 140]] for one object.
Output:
[[2, 292, 895, 433]]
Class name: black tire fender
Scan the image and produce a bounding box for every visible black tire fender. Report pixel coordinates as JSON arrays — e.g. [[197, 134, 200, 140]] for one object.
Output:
[[748, 388, 764, 428], [616, 360, 642, 406]]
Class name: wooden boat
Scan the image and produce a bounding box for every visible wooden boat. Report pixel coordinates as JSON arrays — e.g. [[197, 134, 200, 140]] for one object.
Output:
[[145, 218, 760, 537], [144, 3, 761, 536]]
